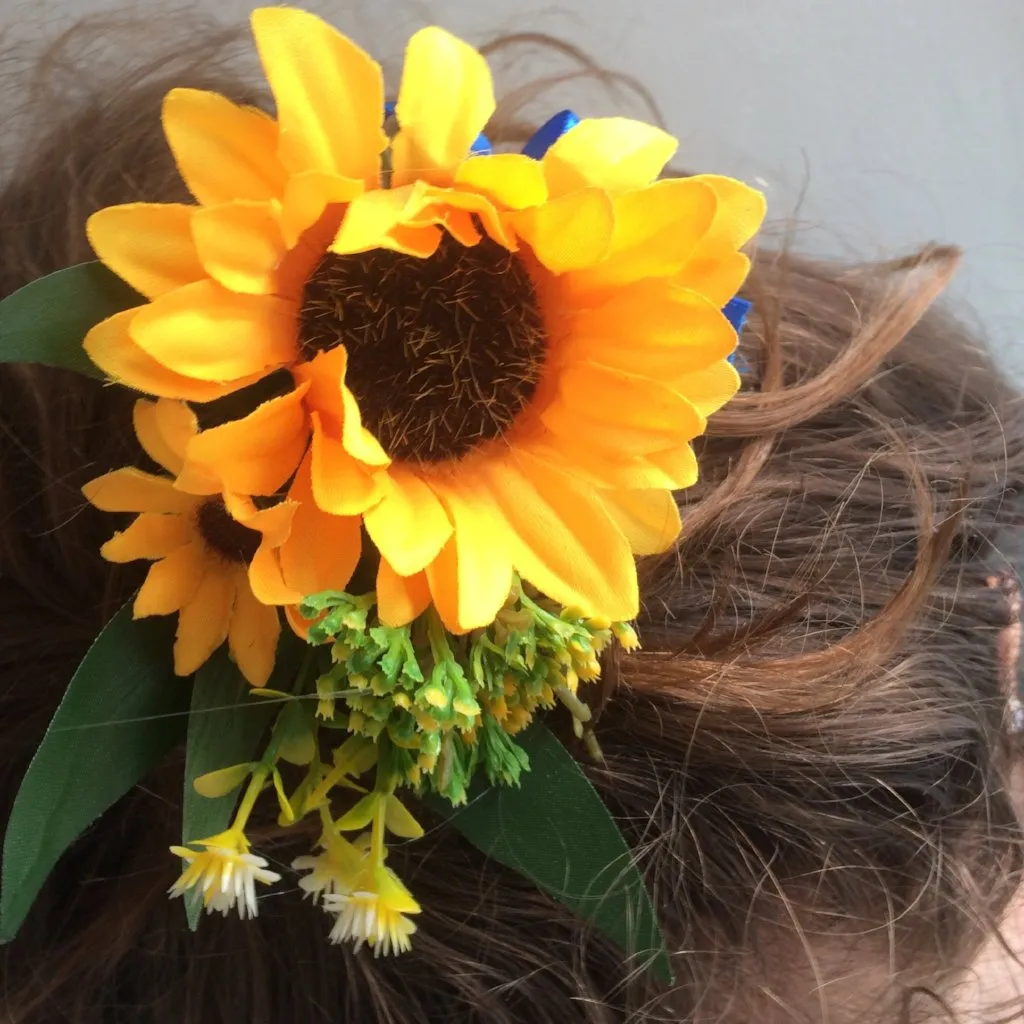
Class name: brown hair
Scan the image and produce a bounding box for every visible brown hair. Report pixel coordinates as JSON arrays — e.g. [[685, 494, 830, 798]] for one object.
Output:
[[1, 16, 1023, 1024]]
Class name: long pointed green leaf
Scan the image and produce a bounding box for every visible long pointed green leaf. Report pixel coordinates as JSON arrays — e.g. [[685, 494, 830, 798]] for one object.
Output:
[[0, 261, 142, 377], [181, 634, 303, 929], [0, 603, 183, 941], [429, 724, 673, 982]]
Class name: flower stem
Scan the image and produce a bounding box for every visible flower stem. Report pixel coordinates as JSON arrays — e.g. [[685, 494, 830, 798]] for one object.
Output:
[[425, 607, 455, 666], [370, 792, 387, 865], [231, 765, 269, 833]]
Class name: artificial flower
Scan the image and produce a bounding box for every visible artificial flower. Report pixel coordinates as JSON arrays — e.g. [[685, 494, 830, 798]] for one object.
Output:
[[82, 398, 293, 685], [292, 829, 366, 899], [169, 828, 281, 919], [83, 7, 765, 634], [323, 861, 421, 956]]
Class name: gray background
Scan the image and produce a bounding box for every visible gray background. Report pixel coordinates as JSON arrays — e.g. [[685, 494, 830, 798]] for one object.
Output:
[[8, 0, 1024, 375]]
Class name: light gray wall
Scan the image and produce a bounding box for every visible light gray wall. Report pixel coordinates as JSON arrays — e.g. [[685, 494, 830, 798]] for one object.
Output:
[[8, 0, 1024, 374]]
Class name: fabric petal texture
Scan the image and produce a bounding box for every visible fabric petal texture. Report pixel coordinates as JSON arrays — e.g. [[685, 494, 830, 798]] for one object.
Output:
[[391, 27, 496, 187], [542, 117, 678, 196], [162, 88, 288, 206], [179, 385, 310, 496], [251, 6, 385, 182], [134, 542, 207, 617], [174, 568, 236, 677], [130, 282, 298, 384], [132, 399, 198, 476], [87, 203, 206, 299], [191, 201, 288, 295]]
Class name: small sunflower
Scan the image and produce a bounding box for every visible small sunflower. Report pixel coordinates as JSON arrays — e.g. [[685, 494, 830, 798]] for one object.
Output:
[[83, 398, 299, 685], [84, 7, 765, 633]]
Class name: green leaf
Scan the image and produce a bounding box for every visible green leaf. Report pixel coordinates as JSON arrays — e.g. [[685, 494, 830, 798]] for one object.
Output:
[[428, 723, 673, 983], [180, 631, 304, 929], [0, 262, 142, 377], [0, 603, 183, 942]]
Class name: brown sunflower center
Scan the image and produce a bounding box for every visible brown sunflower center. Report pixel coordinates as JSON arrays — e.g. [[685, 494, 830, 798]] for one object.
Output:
[[298, 233, 547, 463], [195, 499, 261, 565]]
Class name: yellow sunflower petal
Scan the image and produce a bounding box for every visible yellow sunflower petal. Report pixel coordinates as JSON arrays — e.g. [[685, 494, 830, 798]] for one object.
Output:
[[646, 443, 701, 485], [670, 359, 741, 418], [294, 348, 390, 466], [191, 200, 287, 295], [223, 493, 297, 547], [249, 539, 301, 606], [87, 203, 205, 299], [100, 513, 193, 563], [542, 362, 704, 453], [219, 494, 303, 605], [599, 488, 682, 556], [560, 281, 736, 375], [454, 153, 548, 210], [162, 88, 287, 206], [132, 399, 198, 476], [674, 243, 751, 307], [130, 281, 298, 383], [309, 412, 384, 516], [179, 386, 310, 497], [411, 187, 515, 249], [391, 27, 495, 188], [522, 436, 698, 491], [689, 174, 766, 249], [363, 468, 453, 577], [293, 345, 348, 434], [542, 404, 687, 457], [134, 541, 206, 616], [285, 603, 315, 642], [510, 188, 614, 273], [228, 579, 280, 687], [339, 384, 391, 467], [376, 560, 431, 627], [483, 450, 638, 621], [566, 177, 717, 295], [280, 452, 361, 596], [543, 117, 677, 196], [85, 309, 247, 401], [280, 170, 364, 248], [84, 467, 197, 514], [672, 175, 764, 306], [425, 481, 514, 633], [174, 567, 236, 676], [329, 183, 428, 255], [251, 7, 386, 181]]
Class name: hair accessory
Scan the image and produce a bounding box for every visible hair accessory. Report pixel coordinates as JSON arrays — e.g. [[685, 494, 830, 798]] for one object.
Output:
[[0, 8, 764, 975]]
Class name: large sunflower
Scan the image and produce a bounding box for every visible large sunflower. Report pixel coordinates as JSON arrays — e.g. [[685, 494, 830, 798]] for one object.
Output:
[[84, 7, 765, 633]]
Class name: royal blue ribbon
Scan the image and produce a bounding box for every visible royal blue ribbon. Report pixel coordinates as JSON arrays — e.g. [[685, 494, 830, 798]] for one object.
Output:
[[723, 298, 752, 372], [722, 297, 751, 334], [521, 110, 581, 160]]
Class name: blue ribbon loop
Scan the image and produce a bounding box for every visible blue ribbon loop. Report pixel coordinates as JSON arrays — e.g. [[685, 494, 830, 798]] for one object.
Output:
[[521, 110, 581, 160], [723, 297, 751, 334], [723, 298, 752, 373]]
